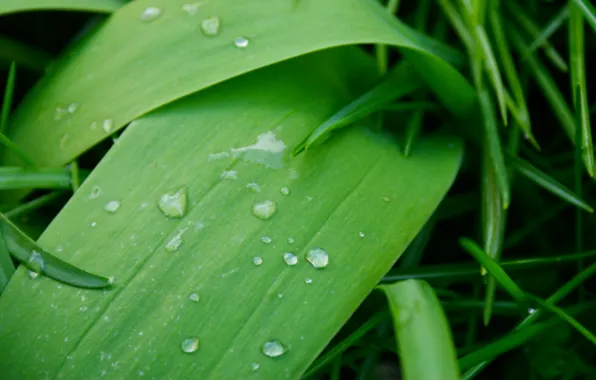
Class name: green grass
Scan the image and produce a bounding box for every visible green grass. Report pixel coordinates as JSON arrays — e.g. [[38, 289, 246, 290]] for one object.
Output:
[[0, 0, 595, 379]]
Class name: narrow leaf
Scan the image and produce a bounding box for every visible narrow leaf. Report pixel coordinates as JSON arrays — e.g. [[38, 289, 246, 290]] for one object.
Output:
[[380, 280, 460, 380], [572, 0, 596, 32], [0, 0, 123, 15], [1, 62, 16, 133], [0, 167, 74, 190], [527, 7, 569, 53], [0, 232, 14, 293], [475, 26, 507, 125]]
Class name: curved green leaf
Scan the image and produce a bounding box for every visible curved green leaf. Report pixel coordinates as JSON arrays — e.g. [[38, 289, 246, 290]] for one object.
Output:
[[0, 0, 123, 15], [0, 48, 463, 379], [2, 0, 473, 170]]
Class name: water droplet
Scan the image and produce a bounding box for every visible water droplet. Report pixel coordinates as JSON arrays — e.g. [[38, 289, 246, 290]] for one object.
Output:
[[280, 187, 290, 196], [246, 182, 261, 193], [288, 237, 295, 244], [382, 196, 391, 203], [528, 307, 536, 314], [305, 247, 328, 269], [103, 119, 114, 134], [283, 252, 298, 266], [260, 236, 272, 244], [181, 337, 199, 353], [234, 36, 249, 48], [220, 170, 237, 180], [359, 231, 365, 238], [157, 187, 188, 218], [397, 309, 411, 325], [182, 2, 201, 15], [89, 186, 102, 199], [90, 221, 97, 228], [252, 200, 276, 220], [304, 278, 312, 284], [200, 16, 221, 36], [28, 250, 45, 273], [261, 340, 286, 358], [305, 196, 313, 202], [59, 134, 69, 149], [54, 107, 68, 121], [67, 103, 78, 114], [27, 270, 39, 279], [165, 234, 183, 252], [231, 131, 287, 168], [251, 362, 260, 371], [140, 7, 162, 23], [208, 151, 230, 161], [104, 200, 121, 213], [253, 256, 263, 266], [188, 293, 200, 302]]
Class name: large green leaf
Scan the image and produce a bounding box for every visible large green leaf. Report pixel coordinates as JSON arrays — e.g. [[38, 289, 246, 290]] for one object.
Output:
[[0, 0, 123, 15], [2, 0, 474, 169], [0, 48, 463, 379]]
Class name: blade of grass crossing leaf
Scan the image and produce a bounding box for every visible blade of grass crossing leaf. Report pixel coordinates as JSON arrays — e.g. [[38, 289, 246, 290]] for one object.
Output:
[[403, 112, 423, 157], [0, 167, 74, 190], [527, 295, 596, 345], [527, 7, 569, 53], [0, 62, 16, 134], [459, 238, 526, 304], [0, 213, 111, 288], [507, 1, 569, 72], [569, 3, 595, 177], [375, 0, 401, 74], [479, 89, 510, 208], [0, 135, 35, 166], [380, 280, 460, 380], [507, 156, 593, 212], [572, 0, 596, 32], [574, 86, 585, 296], [0, 232, 14, 293]]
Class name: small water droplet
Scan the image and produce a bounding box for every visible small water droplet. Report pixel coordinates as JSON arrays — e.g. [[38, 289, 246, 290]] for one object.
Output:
[[103, 119, 114, 134], [234, 36, 249, 48], [208, 151, 230, 161], [304, 278, 312, 284], [67, 103, 78, 114], [397, 309, 411, 325], [157, 187, 188, 218], [305, 196, 313, 202], [104, 200, 121, 213], [188, 293, 200, 302], [27, 270, 39, 279], [359, 231, 365, 238], [28, 250, 45, 273], [305, 247, 328, 269], [200, 16, 221, 36], [382, 196, 391, 203], [90, 121, 97, 130], [252, 200, 276, 220], [280, 187, 290, 196], [287, 237, 295, 244], [89, 186, 102, 199], [528, 307, 536, 314], [181, 2, 201, 15], [251, 362, 260, 371], [276, 292, 283, 298], [283, 252, 298, 266], [140, 7, 162, 23], [165, 234, 183, 252], [59, 134, 69, 149], [261, 340, 286, 358], [246, 182, 261, 193], [260, 236, 272, 244], [181, 337, 199, 353], [54, 107, 68, 121], [253, 256, 263, 266], [90, 221, 97, 228], [220, 170, 237, 180]]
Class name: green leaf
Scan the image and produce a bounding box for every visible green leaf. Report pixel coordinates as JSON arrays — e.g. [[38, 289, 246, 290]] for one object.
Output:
[[292, 62, 421, 155], [0, 213, 111, 288], [0, 0, 123, 15], [0, 167, 76, 190], [379, 280, 460, 380], [0, 48, 464, 379], [0, 232, 14, 293], [0, 36, 52, 72], [1, 0, 474, 170], [572, 0, 596, 33], [1, 62, 16, 133]]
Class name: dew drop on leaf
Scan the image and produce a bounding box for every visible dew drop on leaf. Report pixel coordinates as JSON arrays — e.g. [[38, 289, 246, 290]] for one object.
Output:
[[246, 182, 261, 193], [188, 293, 200, 302], [234, 36, 249, 48], [165, 234, 183, 252], [260, 236, 272, 244], [59, 134, 69, 149], [104, 200, 121, 213], [261, 340, 286, 358], [181, 337, 199, 353], [251, 362, 260, 371], [89, 186, 102, 199], [280, 187, 290, 196], [252, 200, 276, 220], [220, 170, 237, 180], [304, 278, 312, 284], [28, 250, 45, 273], [157, 187, 188, 218], [287, 237, 295, 244], [252, 256, 263, 266], [140, 7, 162, 23], [67, 103, 78, 114], [103, 119, 114, 134], [359, 231, 365, 238], [200, 16, 221, 36], [283, 252, 298, 266], [305, 247, 328, 269]]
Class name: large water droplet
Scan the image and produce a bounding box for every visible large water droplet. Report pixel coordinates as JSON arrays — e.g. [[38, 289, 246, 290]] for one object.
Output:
[[140, 7, 162, 23], [103, 119, 114, 134], [28, 250, 45, 273], [280, 187, 290, 196], [261, 340, 286, 358], [89, 186, 102, 199], [283, 252, 298, 266], [252, 256, 263, 266], [188, 292, 200, 302], [305, 247, 328, 269], [181, 337, 199, 353], [246, 182, 261, 193], [234, 36, 249, 48], [104, 200, 121, 213], [157, 187, 188, 218], [260, 236, 272, 244], [252, 200, 276, 220], [200, 16, 221, 36]]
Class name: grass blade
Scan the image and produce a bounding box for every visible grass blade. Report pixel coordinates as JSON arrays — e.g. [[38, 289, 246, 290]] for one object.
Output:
[[375, 0, 401, 74], [479, 89, 510, 209], [0, 213, 111, 288], [0, 167, 75, 190], [0, 232, 15, 293], [292, 62, 421, 155], [459, 238, 526, 305], [403, 112, 423, 157], [0, 0, 123, 15], [527, 7, 569, 53], [4, 191, 66, 219], [475, 26, 507, 125], [507, 156, 593, 212], [1, 62, 16, 134], [379, 280, 460, 380], [572, 0, 596, 32]]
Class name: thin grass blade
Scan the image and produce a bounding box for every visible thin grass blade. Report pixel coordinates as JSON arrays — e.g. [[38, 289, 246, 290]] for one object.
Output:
[[475, 26, 507, 125], [572, 0, 596, 32], [527, 7, 569, 53], [0, 167, 75, 190], [403, 112, 423, 157], [0, 62, 16, 134], [4, 192, 66, 219], [379, 280, 460, 380]]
